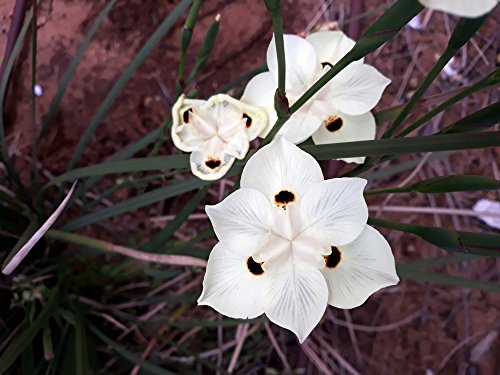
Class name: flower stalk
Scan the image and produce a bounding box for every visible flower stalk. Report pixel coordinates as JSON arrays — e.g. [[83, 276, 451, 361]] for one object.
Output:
[[176, 0, 202, 94]]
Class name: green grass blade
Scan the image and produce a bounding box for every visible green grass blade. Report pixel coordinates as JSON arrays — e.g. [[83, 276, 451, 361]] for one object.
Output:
[[0, 6, 34, 191], [301, 131, 500, 160], [142, 185, 209, 251], [385, 15, 489, 138], [396, 68, 500, 137], [0, 285, 61, 373], [74, 307, 89, 375], [440, 101, 500, 134], [63, 178, 211, 231], [369, 217, 500, 257], [46, 155, 189, 187], [397, 268, 500, 292], [398, 254, 484, 271], [66, 0, 193, 171], [365, 175, 500, 195], [40, 0, 118, 137], [89, 324, 178, 375]]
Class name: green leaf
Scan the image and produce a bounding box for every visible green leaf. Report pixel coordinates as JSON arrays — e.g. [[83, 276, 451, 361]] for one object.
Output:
[[142, 185, 209, 251], [186, 15, 220, 85], [46, 155, 189, 187], [40, 0, 118, 137], [0, 6, 35, 191], [301, 131, 500, 160], [385, 15, 489, 137], [74, 307, 89, 375], [66, 0, 193, 171], [365, 175, 500, 195], [369, 217, 500, 257], [89, 324, 178, 375], [0, 285, 61, 373], [397, 268, 500, 293], [440, 101, 500, 134], [396, 68, 500, 137], [62, 178, 211, 231], [398, 254, 483, 271]]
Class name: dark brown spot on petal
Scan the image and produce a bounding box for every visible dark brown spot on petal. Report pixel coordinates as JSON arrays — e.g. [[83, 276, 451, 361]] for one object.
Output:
[[242, 113, 252, 128], [205, 159, 222, 169], [324, 246, 342, 269], [321, 61, 333, 69], [274, 190, 296, 208], [247, 256, 265, 276], [182, 108, 193, 124], [324, 116, 343, 132]]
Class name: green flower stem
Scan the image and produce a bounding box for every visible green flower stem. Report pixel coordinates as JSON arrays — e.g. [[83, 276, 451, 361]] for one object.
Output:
[[186, 15, 220, 86], [384, 15, 489, 138], [31, 0, 41, 212], [396, 68, 499, 138], [176, 0, 202, 94], [264, 0, 286, 98]]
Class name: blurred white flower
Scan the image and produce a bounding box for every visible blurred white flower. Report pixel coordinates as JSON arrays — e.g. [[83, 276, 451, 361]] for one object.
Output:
[[198, 137, 399, 342], [240, 31, 390, 162], [418, 0, 497, 18], [171, 94, 267, 180]]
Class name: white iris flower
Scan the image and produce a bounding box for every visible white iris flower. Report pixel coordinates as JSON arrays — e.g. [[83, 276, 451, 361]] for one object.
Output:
[[198, 137, 399, 342], [241, 31, 390, 163], [419, 0, 497, 18], [171, 94, 267, 180]]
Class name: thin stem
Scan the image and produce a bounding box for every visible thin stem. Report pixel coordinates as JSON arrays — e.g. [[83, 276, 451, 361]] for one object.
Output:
[[46, 230, 207, 268], [268, 4, 286, 97], [31, 0, 41, 212], [176, 0, 202, 93], [384, 47, 456, 138], [396, 68, 499, 138]]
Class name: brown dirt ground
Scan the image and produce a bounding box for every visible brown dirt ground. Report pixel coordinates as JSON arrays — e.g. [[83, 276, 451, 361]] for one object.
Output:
[[1, 0, 500, 374]]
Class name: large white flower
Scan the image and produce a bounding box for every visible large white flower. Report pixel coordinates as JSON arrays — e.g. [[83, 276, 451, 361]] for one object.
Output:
[[240, 31, 390, 162], [418, 0, 497, 18], [171, 94, 267, 180], [198, 137, 399, 342]]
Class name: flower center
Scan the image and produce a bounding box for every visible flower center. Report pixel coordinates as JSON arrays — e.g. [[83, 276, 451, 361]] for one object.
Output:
[[246, 256, 265, 276], [242, 113, 252, 128], [324, 246, 342, 269], [274, 190, 296, 208], [205, 158, 222, 169], [182, 108, 193, 124], [324, 116, 343, 132]]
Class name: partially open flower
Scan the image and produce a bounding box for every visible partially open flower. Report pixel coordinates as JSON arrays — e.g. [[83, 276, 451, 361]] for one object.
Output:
[[198, 137, 399, 342], [241, 31, 390, 156], [171, 94, 267, 180], [418, 0, 497, 18]]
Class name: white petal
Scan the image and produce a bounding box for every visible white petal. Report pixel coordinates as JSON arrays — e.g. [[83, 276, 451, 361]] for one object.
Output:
[[210, 94, 268, 142], [206, 188, 272, 247], [306, 31, 361, 67], [240, 72, 278, 138], [329, 63, 391, 115], [189, 151, 235, 181], [321, 225, 399, 309], [264, 261, 328, 343], [171, 96, 207, 152], [277, 102, 322, 144], [240, 136, 323, 206], [267, 34, 321, 93], [198, 242, 268, 319], [311, 111, 376, 164], [419, 0, 497, 18], [301, 178, 368, 246]]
